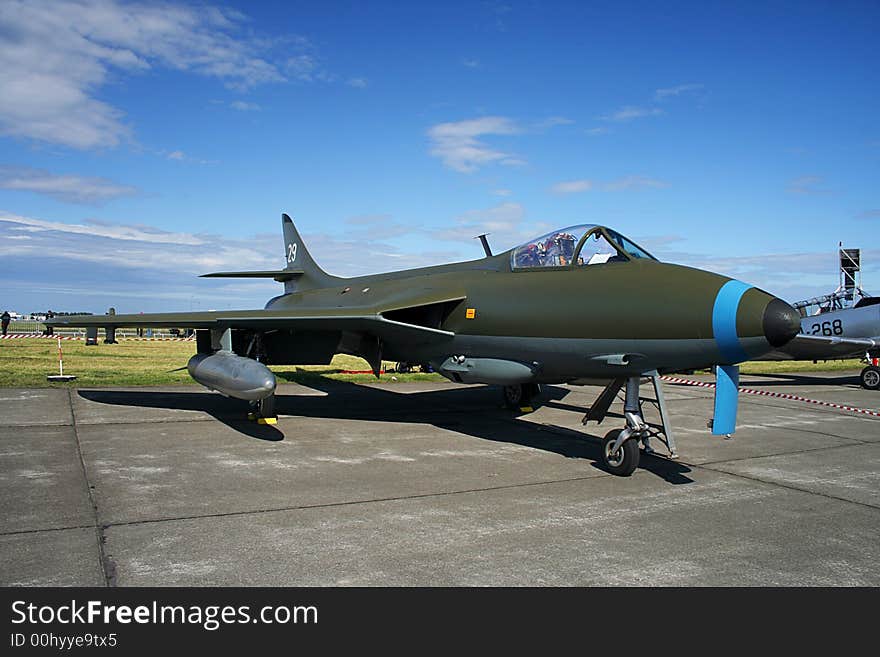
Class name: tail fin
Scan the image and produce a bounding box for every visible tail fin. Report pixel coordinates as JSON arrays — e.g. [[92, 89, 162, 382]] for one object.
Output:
[[281, 213, 335, 292]]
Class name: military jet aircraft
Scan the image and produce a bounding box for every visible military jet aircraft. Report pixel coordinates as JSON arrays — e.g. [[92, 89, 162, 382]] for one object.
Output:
[[48, 214, 801, 476], [758, 295, 880, 389]]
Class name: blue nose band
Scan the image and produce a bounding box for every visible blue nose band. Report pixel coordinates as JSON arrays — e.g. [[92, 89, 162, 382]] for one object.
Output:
[[712, 280, 752, 364]]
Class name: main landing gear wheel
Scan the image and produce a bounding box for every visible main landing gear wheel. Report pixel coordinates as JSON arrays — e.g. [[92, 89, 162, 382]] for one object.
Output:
[[860, 365, 880, 391], [248, 393, 277, 424], [601, 429, 640, 477], [502, 383, 540, 409]]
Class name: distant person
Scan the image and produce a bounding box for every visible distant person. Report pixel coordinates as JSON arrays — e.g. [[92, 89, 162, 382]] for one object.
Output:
[[44, 310, 54, 336], [1, 311, 10, 336]]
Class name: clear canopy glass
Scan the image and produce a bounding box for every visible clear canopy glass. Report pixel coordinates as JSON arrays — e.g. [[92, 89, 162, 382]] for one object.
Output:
[[510, 224, 656, 269]]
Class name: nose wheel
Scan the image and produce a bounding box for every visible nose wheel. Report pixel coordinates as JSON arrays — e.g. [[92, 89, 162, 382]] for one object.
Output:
[[601, 429, 640, 476]]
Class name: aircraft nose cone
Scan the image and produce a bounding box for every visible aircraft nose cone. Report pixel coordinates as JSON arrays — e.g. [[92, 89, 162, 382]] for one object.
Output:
[[762, 298, 801, 347]]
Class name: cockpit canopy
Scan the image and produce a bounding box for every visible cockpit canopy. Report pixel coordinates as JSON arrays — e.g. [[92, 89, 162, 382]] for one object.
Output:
[[510, 224, 655, 270]]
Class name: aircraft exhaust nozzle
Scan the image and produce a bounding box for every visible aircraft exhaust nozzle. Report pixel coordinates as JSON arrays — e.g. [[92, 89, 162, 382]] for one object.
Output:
[[762, 298, 801, 347], [187, 352, 276, 401]]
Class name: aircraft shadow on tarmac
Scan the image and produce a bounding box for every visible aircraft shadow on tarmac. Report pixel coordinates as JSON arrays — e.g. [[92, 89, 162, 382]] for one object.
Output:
[[78, 380, 693, 484]]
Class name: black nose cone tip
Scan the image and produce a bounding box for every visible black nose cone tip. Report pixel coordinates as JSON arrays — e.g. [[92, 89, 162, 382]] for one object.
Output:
[[763, 299, 801, 347]]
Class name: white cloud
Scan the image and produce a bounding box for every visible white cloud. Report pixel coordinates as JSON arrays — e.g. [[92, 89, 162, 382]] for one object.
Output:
[[229, 100, 261, 111], [427, 116, 522, 173], [535, 116, 574, 130], [346, 77, 368, 88], [551, 179, 594, 194], [0, 210, 468, 312], [600, 105, 664, 122], [602, 176, 668, 191], [0, 211, 204, 246], [0, 166, 137, 204], [167, 150, 186, 161], [493, 189, 512, 197], [585, 127, 610, 136], [654, 83, 703, 101], [0, 0, 290, 149], [787, 175, 828, 195], [431, 202, 532, 246], [550, 176, 667, 194], [342, 214, 416, 240]]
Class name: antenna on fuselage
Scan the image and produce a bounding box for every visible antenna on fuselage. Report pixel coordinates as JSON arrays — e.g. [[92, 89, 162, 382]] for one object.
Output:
[[475, 233, 493, 257]]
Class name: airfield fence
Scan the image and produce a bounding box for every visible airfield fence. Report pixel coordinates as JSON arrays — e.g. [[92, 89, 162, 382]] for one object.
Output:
[[4, 320, 190, 340]]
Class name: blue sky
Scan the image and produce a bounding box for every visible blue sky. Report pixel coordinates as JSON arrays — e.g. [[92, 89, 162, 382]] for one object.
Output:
[[0, 0, 877, 314]]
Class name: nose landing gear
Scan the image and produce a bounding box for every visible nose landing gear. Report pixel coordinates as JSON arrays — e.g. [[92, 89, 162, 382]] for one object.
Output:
[[586, 372, 678, 476]]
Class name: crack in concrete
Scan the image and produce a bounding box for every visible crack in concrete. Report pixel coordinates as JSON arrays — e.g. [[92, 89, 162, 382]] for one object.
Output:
[[68, 388, 116, 587]]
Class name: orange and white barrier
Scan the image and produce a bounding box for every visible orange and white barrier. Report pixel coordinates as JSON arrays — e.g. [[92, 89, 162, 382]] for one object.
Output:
[[661, 375, 880, 418]]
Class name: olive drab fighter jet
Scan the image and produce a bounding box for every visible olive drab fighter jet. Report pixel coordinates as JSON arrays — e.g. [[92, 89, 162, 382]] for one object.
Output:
[[49, 214, 801, 476]]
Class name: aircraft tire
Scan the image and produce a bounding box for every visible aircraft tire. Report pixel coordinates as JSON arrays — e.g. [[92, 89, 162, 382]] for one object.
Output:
[[860, 365, 880, 391], [502, 384, 524, 408], [502, 383, 543, 408], [601, 430, 640, 476], [259, 393, 276, 418]]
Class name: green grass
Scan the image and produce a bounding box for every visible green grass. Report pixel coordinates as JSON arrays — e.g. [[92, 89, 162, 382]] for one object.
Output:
[[0, 338, 866, 388], [0, 338, 442, 388]]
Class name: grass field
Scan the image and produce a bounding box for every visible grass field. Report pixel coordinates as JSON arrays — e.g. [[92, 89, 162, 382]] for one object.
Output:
[[0, 337, 867, 388], [0, 338, 442, 387]]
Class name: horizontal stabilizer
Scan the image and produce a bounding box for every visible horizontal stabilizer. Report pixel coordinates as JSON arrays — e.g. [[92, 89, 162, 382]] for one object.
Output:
[[201, 270, 304, 282]]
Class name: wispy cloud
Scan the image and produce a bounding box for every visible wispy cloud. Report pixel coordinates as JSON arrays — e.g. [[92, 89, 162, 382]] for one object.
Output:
[[640, 236, 880, 301], [603, 176, 668, 191], [285, 54, 334, 83], [551, 176, 667, 194], [346, 77, 368, 88], [0, 210, 471, 312], [229, 100, 261, 111], [551, 179, 594, 194], [0, 0, 296, 149], [787, 175, 829, 195], [343, 214, 416, 240], [427, 116, 522, 173], [599, 105, 663, 122], [430, 202, 538, 248], [654, 83, 703, 101], [585, 127, 610, 136], [0, 166, 137, 204], [535, 116, 574, 130], [0, 211, 203, 246], [462, 58, 480, 68]]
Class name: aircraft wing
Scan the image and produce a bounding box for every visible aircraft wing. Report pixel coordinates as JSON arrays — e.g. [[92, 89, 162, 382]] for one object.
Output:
[[765, 333, 879, 360], [46, 309, 455, 345]]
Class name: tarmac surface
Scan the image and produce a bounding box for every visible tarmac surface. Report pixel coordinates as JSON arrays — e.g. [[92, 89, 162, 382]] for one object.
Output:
[[1, 371, 878, 586]]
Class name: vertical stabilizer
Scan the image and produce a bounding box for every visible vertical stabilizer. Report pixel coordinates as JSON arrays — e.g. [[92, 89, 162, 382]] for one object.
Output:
[[281, 213, 335, 292]]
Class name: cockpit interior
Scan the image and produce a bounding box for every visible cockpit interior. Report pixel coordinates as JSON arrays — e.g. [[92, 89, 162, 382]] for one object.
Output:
[[511, 224, 655, 270]]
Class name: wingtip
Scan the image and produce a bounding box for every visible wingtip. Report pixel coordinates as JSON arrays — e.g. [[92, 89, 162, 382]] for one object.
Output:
[[282, 213, 292, 223]]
